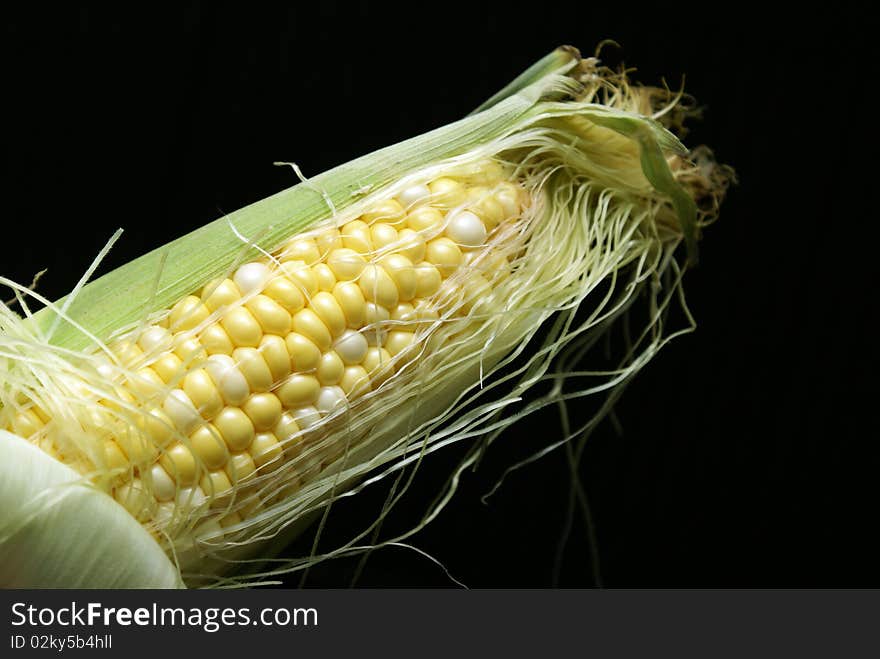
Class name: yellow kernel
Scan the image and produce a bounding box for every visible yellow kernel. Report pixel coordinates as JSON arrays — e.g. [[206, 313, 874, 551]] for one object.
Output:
[[414, 262, 442, 297], [277, 374, 320, 408], [363, 199, 405, 226], [221, 307, 263, 348], [292, 308, 332, 351], [138, 407, 176, 450], [327, 248, 366, 281], [183, 369, 224, 419], [313, 263, 337, 292], [201, 278, 241, 312], [396, 228, 426, 263], [428, 177, 465, 207], [363, 347, 392, 375], [332, 281, 366, 328], [259, 334, 290, 382], [225, 451, 256, 484], [281, 238, 320, 265], [316, 351, 345, 385], [246, 295, 291, 335], [339, 365, 371, 397], [138, 326, 172, 354], [169, 295, 210, 331], [243, 393, 282, 431], [115, 478, 155, 521], [310, 291, 346, 337], [152, 353, 184, 384], [200, 470, 233, 500], [190, 424, 229, 470], [111, 340, 144, 368], [385, 330, 415, 357], [250, 432, 283, 469], [263, 276, 306, 313], [391, 303, 415, 322], [129, 367, 165, 398], [173, 337, 207, 365], [280, 261, 318, 298], [274, 412, 302, 452], [425, 237, 462, 277], [219, 511, 242, 528], [233, 347, 273, 392], [359, 264, 399, 309], [160, 442, 199, 486], [341, 220, 372, 254], [103, 439, 129, 473], [315, 228, 343, 258], [471, 194, 504, 230], [370, 222, 399, 251], [461, 273, 493, 312], [285, 332, 322, 372], [200, 324, 234, 355], [495, 181, 523, 218], [379, 254, 416, 301], [150, 464, 176, 502], [214, 407, 255, 451], [407, 206, 444, 232]]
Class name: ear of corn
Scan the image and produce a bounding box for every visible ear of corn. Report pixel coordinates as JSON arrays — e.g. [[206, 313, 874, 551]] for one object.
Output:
[[0, 46, 731, 588]]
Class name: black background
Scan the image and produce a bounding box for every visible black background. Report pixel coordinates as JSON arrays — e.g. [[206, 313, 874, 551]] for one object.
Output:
[[2, 4, 876, 587]]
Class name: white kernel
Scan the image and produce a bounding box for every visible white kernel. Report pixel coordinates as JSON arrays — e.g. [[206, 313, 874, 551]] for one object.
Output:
[[162, 389, 202, 434], [204, 354, 250, 406], [150, 464, 176, 501], [445, 210, 487, 248], [397, 184, 431, 208], [138, 326, 172, 354], [333, 329, 369, 365], [291, 406, 322, 431], [316, 386, 347, 416], [233, 262, 271, 296]]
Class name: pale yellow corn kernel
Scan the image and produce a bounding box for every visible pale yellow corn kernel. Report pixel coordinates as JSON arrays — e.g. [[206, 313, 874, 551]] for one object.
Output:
[[370, 222, 398, 251], [414, 262, 442, 297], [385, 330, 415, 357], [250, 432, 283, 469], [259, 334, 290, 382], [233, 347, 273, 393], [412, 301, 440, 327], [116, 426, 159, 466], [129, 367, 165, 398], [281, 261, 319, 298], [183, 369, 224, 419], [315, 228, 343, 258], [243, 393, 282, 431], [149, 464, 176, 502], [214, 407, 255, 451], [237, 495, 264, 518], [138, 407, 175, 450], [396, 228, 426, 263], [313, 263, 337, 292], [224, 451, 256, 484], [277, 374, 320, 408], [310, 291, 346, 337], [169, 295, 210, 331], [219, 511, 242, 528], [157, 315, 170, 329], [379, 254, 416, 301], [115, 478, 155, 521], [221, 307, 263, 348], [327, 248, 367, 281], [391, 303, 415, 322], [111, 340, 144, 368], [246, 295, 291, 335], [461, 273, 493, 313], [332, 281, 366, 328], [285, 332, 322, 372], [470, 194, 505, 230], [292, 308, 332, 351], [200, 324, 234, 355], [407, 206, 444, 232], [495, 181, 522, 217], [160, 442, 199, 486], [359, 264, 399, 309], [363, 347, 392, 375], [274, 412, 302, 455], [316, 351, 345, 385], [205, 354, 249, 406], [201, 278, 241, 312], [445, 210, 487, 248], [364, 302, 390, 335], [13, 409, 43, 438], [428, 177, 466, 207], [281, 238, 320, 265], [152, 353, 184, 383], [316, 385, 347, 416], [425, 237, 462, 276], [363, 199, 405, 226], [396, 183, 431, 208], [262, 276, 304, 314], [173, 337, 207, 365], [103, 439, 129, 473], [339, 365, 371, 396], [341, 220, 372, 254], [200, 470, 233, 501], [190, 424, 229, 471], [334, 329, 369, 365], [138, 326, 172, 354]]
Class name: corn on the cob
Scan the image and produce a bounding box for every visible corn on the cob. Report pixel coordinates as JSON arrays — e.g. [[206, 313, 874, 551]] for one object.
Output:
[[0, 45, 731, 587]]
